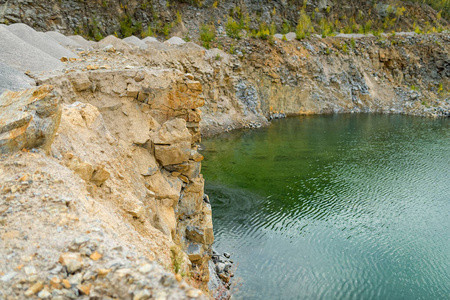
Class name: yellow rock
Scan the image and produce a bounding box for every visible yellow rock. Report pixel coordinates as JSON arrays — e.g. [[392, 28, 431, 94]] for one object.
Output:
[[86, 65, 99, 70], [50, 277, 61, 289], [77, 283, 91, 295], [58, 252, 82, 266], [24, 281, 43, 297], [62, 279, 71, 289], [89, 251, 102, 261], [97, 268, 112, 277], [90, 165, 110, 186]]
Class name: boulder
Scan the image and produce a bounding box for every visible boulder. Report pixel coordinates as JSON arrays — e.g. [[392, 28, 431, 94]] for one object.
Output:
[[186, 243, 203, 262], [68, 73, 92, 92], [0, 85, 62, 154], [178, 191, 203, 217], [285, 32, 296, 41]]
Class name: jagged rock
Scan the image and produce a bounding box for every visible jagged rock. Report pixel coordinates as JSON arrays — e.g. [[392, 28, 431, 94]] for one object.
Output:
[[155, 205, 177, 237], [186, 226, 206, 244], [178, 191, 203, 217], [69, 73, 91, 92], [122, 196, 145, 219], [0, 85, 62, 154], [154, 143, 191, 166], [59, 252, 83, 273], [181, 161, 201, 180], [152, 119, 192, 166], [145, 171, 182, 203], [24, 281, 44, 296], [90, 165, 110, 186]]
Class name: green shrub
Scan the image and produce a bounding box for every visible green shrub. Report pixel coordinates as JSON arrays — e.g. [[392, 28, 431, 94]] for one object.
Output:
[[281, 20, 292, 34], [256, 22, 271, 40], [119, 15, 142, 38], [350, 38, 356, 49], [141, 26, 153, 38], [89, 16, 103, 41], [363, 20, 372, 34], [342, 43, 348, 54], [199, 23, 216, 49], [229, 43, 235, 54], [183, 31, 191, 42], [225, 16, 241, 39], [270, 22, 277, 35], [414, 25, 422, 34], [162, 22, 173, 37], [176, 11, 182, 24]]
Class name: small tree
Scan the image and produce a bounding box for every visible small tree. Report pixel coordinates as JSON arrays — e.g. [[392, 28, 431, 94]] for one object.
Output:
[[296, 9, 314, 40]]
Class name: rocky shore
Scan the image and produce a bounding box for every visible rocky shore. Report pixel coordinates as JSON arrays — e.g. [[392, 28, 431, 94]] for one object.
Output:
[[0, 18, 448, 299]]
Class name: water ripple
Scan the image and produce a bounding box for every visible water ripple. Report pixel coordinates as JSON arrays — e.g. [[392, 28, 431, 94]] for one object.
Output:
[[203, 115, 450, 299]]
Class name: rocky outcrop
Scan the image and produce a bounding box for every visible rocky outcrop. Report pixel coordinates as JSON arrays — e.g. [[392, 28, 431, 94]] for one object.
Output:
[[0, 85, 61, 154], [237, 33, 450, 119], [0, 0, 446, 40], [1, 58, 216, 296]]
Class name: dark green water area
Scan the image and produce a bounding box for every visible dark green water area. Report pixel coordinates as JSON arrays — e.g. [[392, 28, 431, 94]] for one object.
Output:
[[200, 114, 450, 300]]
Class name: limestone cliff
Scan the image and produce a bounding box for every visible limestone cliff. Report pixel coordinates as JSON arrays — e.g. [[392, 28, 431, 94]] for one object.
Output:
[[0, 72, 214, 297]]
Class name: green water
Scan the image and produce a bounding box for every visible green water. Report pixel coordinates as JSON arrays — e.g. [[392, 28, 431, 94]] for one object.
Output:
[[201, 114, 450, 300]]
